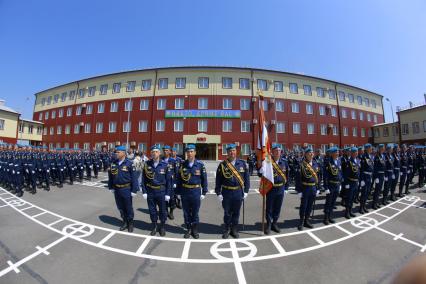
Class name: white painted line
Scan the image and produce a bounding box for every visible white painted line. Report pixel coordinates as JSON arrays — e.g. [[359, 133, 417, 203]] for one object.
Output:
[[393, 233, 403, 240], [387, 206, 402, 211], [421, 245, 426, 253], [373, 212, 389, 218], [3, 197, 16, 201], [36, 246, 50, 255], [307, 231, 324, 245], [98, 231, 115, 246], [31, 212, 47, 218], [230, 241, 247, 284], [181, 240, 191, 259], [135, 238, 150, 255], [47, 218, 64, 227], [374, 226, 424, 250], [6, 261, 20, 273], [0, 192, 10, 196], [270, 237, 286, 254], [0, 204, 8, 208], [20, 205, 34, 211], [334, 224, 353, 236]]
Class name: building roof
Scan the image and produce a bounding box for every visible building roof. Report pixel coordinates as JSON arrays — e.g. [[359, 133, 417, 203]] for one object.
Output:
[[0, 102, 19, 115], [397, 103, 426, 114], [373, 122, 398, 127], [34, 66, 383, 98], [20, 118, 43, 125]]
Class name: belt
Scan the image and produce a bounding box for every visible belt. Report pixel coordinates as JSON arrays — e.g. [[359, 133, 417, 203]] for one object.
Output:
[[394, 168, 400, 170], [328, 180, 340, 184], [273, 182, 284, 187], [386, 170, 394, 172], [222, 185, 240, 190], [362, 172, 372, 175], [114, 183, 130, 188], [347, 178, 358, 182], [182, 184, 201, 189], [302, 182, 316, 186], [402, 166, 407, 168], [147, 183, 164, 190], [377, 171, 384, 174]]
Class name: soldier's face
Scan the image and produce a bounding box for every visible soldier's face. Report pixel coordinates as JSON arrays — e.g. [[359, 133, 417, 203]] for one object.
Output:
[[305, 152, 313, 161], [116, 150, 125, 159], [272, 148, 281, 158], [151, 150, 160, 160], [172, 150, 177, 156], [187, 150, 196, 160], [227, 149, 237, 159], [164, 149, 171, 157]]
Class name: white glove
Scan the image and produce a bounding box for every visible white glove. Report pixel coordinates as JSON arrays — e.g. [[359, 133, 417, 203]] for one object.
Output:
[[12, 170, 15, 174], [142, 193, 147, 200], [47, 169, 50, 173], [32, 171, 35, 174], [360, 181, 365, 187], [325, 189, 330, 195], [89, 165, 93, 169], [392, 174, 395, 179], [60, 169, 63, 172], [131, 192, 137, 197], [375, 178, 379, 184], [165, 195, 170, 202], [407, 170, 411, 174], [316, 190, 320, 196], [25, 169, 29, 173], [384, 177, 388, 181], [109, 189, 115, 193], [17, 172, 20, 175], [200, 195, 205, 201], [81, 167, 84, 170], [217, 194, 224, 202], [400, 172, 403, 176], [338, 186, 342, 192], [284, 190, 288, 195], [243, 193, 248, 199], [345, 184, 350, 189], [298, 192, 303, 198], [173, 184, 177, 188]]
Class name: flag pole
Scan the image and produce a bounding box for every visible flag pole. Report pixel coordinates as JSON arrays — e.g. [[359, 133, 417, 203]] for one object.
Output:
[[242, 199, 245, 230]]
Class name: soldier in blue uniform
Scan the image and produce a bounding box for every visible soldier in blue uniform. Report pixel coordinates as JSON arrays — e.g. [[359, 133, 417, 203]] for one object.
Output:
[[372, 144, 386, 209], [140, 145, 172, 236], [417, 146, 425, 188], [264, 144, 289, 234], [359, 143, 374, 213], [382, 144, 395, 205], [175, 144, 208, 239], [215, 144, 250, 239], [295, 147, 320, 230], [171, 147, 183, 209], [390, 144, 401, 201], [398, 144, 409, 197], [323, 146, 342, 225], [342, 147, 360, 219], [162, 145, 178, 220], [108, 146, 139, 233], [75, 149, 85, 183]]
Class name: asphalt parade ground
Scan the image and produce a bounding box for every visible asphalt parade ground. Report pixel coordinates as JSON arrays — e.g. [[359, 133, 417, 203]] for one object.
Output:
[[0, 161, 425, 284]]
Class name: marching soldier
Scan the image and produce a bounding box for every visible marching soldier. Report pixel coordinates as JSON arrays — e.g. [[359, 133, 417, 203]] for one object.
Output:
[[215, 144, 250, 239], [382, 144, 394, 205], [372, 144, 386, 209], [175, 144, 208, 239], [108, 146, 139, 233], [323, 146, 342, 225], [140, 145, 172, 236], [390, 144, 401, 201], [398, 144, 409, 197], [417, 146, 425, 188], [342, 147, 360, 219], [264, 144, 289, 234], [359, 143, 374, 213], [295, 147, 320, 231]]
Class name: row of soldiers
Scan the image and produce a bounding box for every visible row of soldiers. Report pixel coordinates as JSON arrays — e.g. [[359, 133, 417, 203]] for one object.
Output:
[[0, 143, 114, 197]]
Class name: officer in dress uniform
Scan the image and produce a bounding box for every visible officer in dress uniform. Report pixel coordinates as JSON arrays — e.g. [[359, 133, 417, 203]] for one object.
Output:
[[398, 144, 409, 197], [215, 144, 250, 239], [175, 144, 208, 239], [406, 145, 415, 192], [162, 145, 178, 220], [390, 144, 401, 201], [342, 147, 360, 219], [372, 144, 386, 209], [140, 145, 172, 236], [354, 146, 365, 204], [417, 146, 425, 188], [171, 147, 183, 209], [313, 149, 324, 192], [295, 147, 320, 231], [264, 144, 289, 235], [108, 146, 139, 233], [323, 146, 342, 225], [382, 144, 395, 205], [359, 143, 374, 213], [340, 147, 350, 207]]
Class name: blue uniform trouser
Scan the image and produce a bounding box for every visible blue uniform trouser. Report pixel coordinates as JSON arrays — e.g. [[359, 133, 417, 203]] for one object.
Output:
[[168, 188, 176, 209], [299, 186, 317, 219], [27, 167, 37, 190], [390, 170, 399, 197], [345, 181, 358, 209], [114, 188, 134, 220], [77, 165, 84, 180], [382, 173, 393, 203], [373, 175, 384, 205], [13, 170, 23, 194], [147, 190, 167, 223], [181, 188, 201, 225], [399, 171, 407, 195], [359, 175, 372, 205], [222, 189, 243, 226], [324, 183, 340, 215], [265, 187, 285, 223]]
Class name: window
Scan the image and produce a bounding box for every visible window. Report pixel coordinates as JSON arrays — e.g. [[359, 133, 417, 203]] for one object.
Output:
[[364, 97, 370, 107], [331, 107, 337, 117], [74, 124, 80, 134], [423, 120, 426, 132], [138, 143, 147, 153], [174, 120, 184, 132], [392, 126, 398, 136], [113, 83, 121, 93], [69, 90, 75, 100], [198, 120, 208, 132], [222, 77, 232, 89], [368, 129, 373, 137], [343, 127, 348, 136], [198, 98, 208, 109], [83, 143, 90, 150], [223, 98, 232, 109], [67, 107, 72, 117], [262, 100, 268, 111], [361, 128, 366, 137], [41, 98, 46, 106], [175, 78, 186, 89], [156, 120, 165, 132], [306, 103, 313, 114], [359, 112, 364, 121], [402, 124, 409, 135], [19, 123, 24, 133], [175, 98, 184, 109], [276, 100, 284, 112], [38, 113, 42, 120], [291, 102, 299, 113], [276, 122, 285, 133], [303, 85, 312, 96], [157, 99, 166, 110], [88, 86, 96, 97], [86, 104, 93, 114], [58, 108, 63, 118], [241, 144, 251, 156], [239, 78, 250, 89], [100, 84, 108, 95], [374, 128, 380, 137], [373, 115, 378, 123], [138, 121, 148, 132], [289, 83, 298, 94], [124, 100, 133, 111], [371, 99, 377, 108], [352, 127, 358, 137], [73, 142, 79, 149], [328, 89, 336, 100], [319, 105, 326, 116], [198, 77, 209, 89], [76, 106, 82, 116], [158, 78, 168, 89], [47, 96, 52, 105], [339, 91, 346, 101], [45, 111, 49, 119], [367, 113, 371, 122], [109, 122, 117, 133], [292, 122, 301, 134], [413, 122, 420, 134], [257, 79, 267, 91], [307, 123, 315, 134], [61, 92, 67, 102], [356, 96, 363, 105], [320, 124, 327, 135], [52, 110, 56, 119], [126, 81, 136, 92], [142, 79, 152, 90], [140, 99, 149, 110], [333, 125, 338, 136], [240, 98, 250, 110], [316, 87, 325, 98], [98, 103, 105, 113], [123, 121, 131, 133], [241, 121, 250, 132], [351, 110, 356, 120], [79, 89, 85, 98], [341, 108, 347, 118], [348, 93, 355, 103], [274, 81, 283, 92], [96, 122, 103, 133], [84, 123, 91, 133], [222, 120, 232, 132], [65, 125, 71, 134], [54, 94, 59, 103], [110, 101, 118, 112], [43, 127, 47, 135]]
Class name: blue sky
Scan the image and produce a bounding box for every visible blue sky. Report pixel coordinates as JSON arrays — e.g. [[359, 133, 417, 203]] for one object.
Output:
[[0, 0, 425, 121]]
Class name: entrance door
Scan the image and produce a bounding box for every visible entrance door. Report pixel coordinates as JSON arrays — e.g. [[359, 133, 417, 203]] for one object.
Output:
[[195, 143, 217, 160]]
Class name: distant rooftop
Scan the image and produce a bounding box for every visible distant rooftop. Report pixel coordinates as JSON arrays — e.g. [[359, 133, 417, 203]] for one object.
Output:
[[0, 99, 19, 114]]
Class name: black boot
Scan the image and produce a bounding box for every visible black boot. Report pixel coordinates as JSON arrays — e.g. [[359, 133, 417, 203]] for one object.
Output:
[[271, 222, 280, 233], [168, 208, 174, 220], [264, 222, 271, 235], [31, 187, 36, 194], [159, 223, 166, 236], [297, 218, 304, 231], [184, 224, 191, 239], [329, 214, 336, 224], [222, 226, 230, 239], [150, 222, 157, 236], [16, 191, 23, 197], [119, 219, 128, 231], [323, 214, 330, 225], [303, 218, 313, 229], [191, 223, 199, 239], [359, 203, 365, 214], [345, 208, 351, 219], [127, 219, 134, 233], [230, 225, 239, 238], [349, 208, 356, 217], [176, 197, 182, 209]]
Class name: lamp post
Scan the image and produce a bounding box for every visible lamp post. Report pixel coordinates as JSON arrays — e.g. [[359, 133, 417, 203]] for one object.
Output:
[[385, 97, 396, 143], [125, 91, 133, 151]]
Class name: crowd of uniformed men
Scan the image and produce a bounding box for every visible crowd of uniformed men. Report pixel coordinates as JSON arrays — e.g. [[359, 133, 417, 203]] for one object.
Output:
[[1, 142, 425, 239]]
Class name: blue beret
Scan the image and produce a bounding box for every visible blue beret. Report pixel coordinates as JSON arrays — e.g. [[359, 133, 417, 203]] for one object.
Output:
[[378, 144, 384, 148], [162, 145, 171, 150], [386, 143, 393, 149], [351, 147, 358, 152], [150, 144, 161, 151], [272, 143, 282, 150], [358, 146, 364, 150], [115, 146, 126, 151], [329, 146, 338, 153], [364, 143, 372, 149], [304, 147, 313, 154], [393, 144, 399, 149], [42, 146, 48, 149], [172, 147, 177, 151], [185, 144, 196, 151], [226, 144, 237, 151]]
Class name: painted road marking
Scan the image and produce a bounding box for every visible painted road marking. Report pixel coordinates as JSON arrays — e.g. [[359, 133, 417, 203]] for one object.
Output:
[[270, 237, 286, 254], [307, 231, 324, 245], [135, 238, 150, 255], [98, 231, 116, 246], [393, 233, 404, 240], [373, 212, 389, 218], [387, 206, 402, 211], [181, 240, 191, 259], [47, 218, 64, 227], [334, 224, 353, 236], [31, 212, 47, 218]]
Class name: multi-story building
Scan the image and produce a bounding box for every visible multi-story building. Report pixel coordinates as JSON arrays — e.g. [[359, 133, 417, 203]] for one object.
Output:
[[397, 103, 426, 145], [33, 66, 384, 160], [372, 122, 400, 145]]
